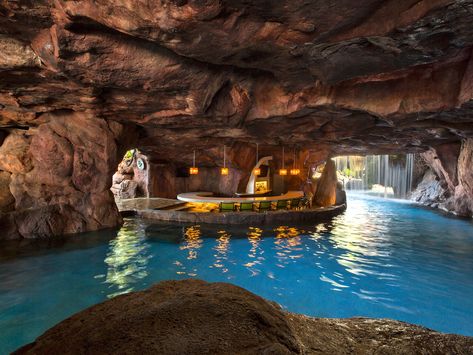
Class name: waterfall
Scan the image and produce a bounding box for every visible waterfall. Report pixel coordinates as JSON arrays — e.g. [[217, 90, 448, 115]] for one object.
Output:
[[334, 154, 415, 199]]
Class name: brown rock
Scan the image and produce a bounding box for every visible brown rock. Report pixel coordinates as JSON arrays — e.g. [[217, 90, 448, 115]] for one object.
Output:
[[0, 171, 14, 212], [413, 139, 473, 217], [14, 280, 473, 355], [0, 112, 134, 239], [29, 125, 73, 183], [313, 159, 337, 207], [0, 131, 33, 174], [458, 139, 473, 197], [0, 35, 41, 69]]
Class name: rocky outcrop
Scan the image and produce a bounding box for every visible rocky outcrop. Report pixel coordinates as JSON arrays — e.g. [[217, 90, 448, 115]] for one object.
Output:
[[412, 139, 473, 217], [0, 112, 138, 239], [14, 279, 473, 354], [111, 151, 147, 200], [1, 1, 473, 155], [313, 159, 338, 207]]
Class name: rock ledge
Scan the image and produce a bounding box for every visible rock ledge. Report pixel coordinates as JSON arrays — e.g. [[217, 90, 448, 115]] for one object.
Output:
[[14, 279, 473, 354]]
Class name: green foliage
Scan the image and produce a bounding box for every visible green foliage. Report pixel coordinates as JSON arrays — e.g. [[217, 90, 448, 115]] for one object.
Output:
[[124, 149, 135, 160], [342, 168, 356, 177]]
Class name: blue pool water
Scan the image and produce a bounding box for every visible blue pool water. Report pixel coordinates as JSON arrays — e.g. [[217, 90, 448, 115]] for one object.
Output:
[[1, 192, 473, 353]]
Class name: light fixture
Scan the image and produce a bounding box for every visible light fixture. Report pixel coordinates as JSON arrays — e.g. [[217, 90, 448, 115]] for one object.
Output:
[[279, 146, 287, 176], [189, 150, 199, 175], [221, 145, 229, 175], [253, 143, 261, 176], [290, 148, 300, 175]]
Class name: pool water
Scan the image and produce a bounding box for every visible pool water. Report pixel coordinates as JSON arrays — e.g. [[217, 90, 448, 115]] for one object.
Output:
[[1, 192, 473, 353]]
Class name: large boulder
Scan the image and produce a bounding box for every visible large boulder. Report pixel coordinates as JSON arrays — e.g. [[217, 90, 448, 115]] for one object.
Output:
[[313, 159, 338, 207], [14, 279, 473, 355]]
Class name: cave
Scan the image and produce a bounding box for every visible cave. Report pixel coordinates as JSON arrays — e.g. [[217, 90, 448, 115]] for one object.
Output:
[[1, 1, 473, 354]]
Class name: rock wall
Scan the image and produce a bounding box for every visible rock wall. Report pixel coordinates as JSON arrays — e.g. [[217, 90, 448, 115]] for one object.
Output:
[[412, 139, 473, 217], [0, 112, 137, 240]]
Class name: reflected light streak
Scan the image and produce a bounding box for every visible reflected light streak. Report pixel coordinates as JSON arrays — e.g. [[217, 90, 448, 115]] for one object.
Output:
[[212, 230, 231, 272], [180, 225, 203, 260], [244, 227, 264, 271], [104, 223, 150, 298]]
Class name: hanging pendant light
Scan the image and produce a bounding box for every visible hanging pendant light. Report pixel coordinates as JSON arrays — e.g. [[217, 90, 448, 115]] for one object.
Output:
[[221, 145, 229, 175], [189, 150, 199, 175], [253, 143, 261, 176], [290, 148, 300, 175], [279, 146, 287, 176]]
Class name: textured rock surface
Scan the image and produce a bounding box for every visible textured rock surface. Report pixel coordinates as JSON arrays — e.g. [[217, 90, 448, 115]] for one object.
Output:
[[1, 1, 473, 154], [313, 159, 338, 207], [412, 139, 473, 217], [111, 151, 148, 199], [1, 1, 473, 236], [0, 112, 138, 239], [14, 279, 473, 355]]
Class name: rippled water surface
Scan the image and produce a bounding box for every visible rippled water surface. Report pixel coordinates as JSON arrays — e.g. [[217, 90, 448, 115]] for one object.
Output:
[[1, 193, 473, 353]]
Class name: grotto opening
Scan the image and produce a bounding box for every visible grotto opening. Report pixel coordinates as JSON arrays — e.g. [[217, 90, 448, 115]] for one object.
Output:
[[1, 1, 473, 354]]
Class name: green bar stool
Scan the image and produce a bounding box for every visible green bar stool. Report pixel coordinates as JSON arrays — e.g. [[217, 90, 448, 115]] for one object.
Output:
[[239, 202, 254, 212], [258, 201, 271, 212], [219, 202, 236, 212], [276, 200, 288, 210], [290, 198, 301, 210]]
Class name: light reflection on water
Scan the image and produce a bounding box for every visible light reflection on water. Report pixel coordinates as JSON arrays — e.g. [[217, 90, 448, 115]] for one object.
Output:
[[101, 221, 150, 298], [2, 192, 473, 353]]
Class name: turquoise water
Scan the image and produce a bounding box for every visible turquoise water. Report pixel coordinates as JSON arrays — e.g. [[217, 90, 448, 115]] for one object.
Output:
[[1, 193, 473, 353]]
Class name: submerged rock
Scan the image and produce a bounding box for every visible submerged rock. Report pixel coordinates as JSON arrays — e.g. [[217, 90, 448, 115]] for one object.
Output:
[[14, 279, 473, 355]]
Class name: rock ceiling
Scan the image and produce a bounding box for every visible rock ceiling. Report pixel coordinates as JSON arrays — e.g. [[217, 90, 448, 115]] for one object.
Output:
[[1, 0, 473, 162]]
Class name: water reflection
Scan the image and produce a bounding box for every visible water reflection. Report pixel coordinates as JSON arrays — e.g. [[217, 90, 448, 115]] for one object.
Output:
[[274, 226, 304, 268], [180, 225, 203, 260], [244, 227, 264, 275], [102, 221, 151, 298], [212, 230, 231, 273]]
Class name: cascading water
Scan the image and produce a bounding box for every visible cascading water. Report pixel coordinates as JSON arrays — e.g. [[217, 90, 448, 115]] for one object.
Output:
[[334, 154, 415, 199]]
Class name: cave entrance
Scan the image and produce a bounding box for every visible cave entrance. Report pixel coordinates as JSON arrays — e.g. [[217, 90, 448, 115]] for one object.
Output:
[[333, 154, 416, 198]]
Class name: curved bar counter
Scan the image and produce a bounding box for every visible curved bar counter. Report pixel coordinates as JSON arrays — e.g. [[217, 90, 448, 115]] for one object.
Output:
[[136, 203, 346, 225], [122, 191, 346, 226], [177, 191, 304, 204]]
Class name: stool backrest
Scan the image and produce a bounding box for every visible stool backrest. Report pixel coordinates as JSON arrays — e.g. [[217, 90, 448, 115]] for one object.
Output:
[[259, 201, 271, 211], [240, 202, 253, 211], [220, 202, 235, 212]]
